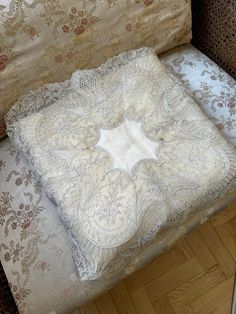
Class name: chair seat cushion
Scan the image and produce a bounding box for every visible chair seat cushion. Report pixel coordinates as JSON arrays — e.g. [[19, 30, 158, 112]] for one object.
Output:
[[6, 47, 236, 283], [0, 44, 236, 313]]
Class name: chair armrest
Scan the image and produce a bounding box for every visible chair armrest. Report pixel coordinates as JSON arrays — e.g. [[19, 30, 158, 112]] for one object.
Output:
[[191, 0, 236, 79]]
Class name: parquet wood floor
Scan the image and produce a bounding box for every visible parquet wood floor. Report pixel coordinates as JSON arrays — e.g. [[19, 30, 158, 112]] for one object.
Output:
[[74, 202, 236, 314]]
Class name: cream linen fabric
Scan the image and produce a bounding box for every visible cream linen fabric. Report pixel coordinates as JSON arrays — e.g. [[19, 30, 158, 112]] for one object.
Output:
[[0, 0, 192, 139], [1, 45, 236, 313], [6, 48, 236, 281]]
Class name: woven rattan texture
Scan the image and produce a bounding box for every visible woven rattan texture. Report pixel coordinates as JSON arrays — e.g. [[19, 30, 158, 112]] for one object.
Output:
[[0, 262, 19, 314], [192, 0, 236, 80]]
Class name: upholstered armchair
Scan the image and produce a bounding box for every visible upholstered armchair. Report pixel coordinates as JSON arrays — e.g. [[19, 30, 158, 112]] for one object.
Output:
[[0, 1, 235, 313]]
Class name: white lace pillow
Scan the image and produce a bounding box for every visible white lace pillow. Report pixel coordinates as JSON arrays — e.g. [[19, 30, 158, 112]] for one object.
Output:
[[6, 48, 236, 280]]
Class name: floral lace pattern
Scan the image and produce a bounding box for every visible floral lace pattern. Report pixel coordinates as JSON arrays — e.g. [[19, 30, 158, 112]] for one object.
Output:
[[1, 45, 236, 313], [6, 48, 236, 280], [0, 0, 192, 139]]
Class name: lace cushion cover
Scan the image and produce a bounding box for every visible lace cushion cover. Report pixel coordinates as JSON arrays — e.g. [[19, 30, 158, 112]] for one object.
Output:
[[6, 48, 236, 280]]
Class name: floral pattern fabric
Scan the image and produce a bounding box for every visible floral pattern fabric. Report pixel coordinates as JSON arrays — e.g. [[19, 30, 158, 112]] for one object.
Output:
[[1, 138, 236, 314], [161, 44, 236, 147], [1, 44, 236, 313], [0, 0, 192, 139], [6, 47, 236, 281]]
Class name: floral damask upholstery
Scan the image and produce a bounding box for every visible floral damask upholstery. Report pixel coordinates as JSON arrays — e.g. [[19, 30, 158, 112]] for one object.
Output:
[[0, 44, 236, 314], [0, 0, 192, 139], [161, 44, 236, 147]]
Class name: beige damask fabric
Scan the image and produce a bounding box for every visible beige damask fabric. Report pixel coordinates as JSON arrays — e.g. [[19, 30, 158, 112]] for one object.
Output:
[[6, 48, 236, 281], [161, 45, 236, 147], [0, 0, 192, 139]]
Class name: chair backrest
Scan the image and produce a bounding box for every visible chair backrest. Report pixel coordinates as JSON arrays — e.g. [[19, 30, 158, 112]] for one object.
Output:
[[0, 0, 192, 139]]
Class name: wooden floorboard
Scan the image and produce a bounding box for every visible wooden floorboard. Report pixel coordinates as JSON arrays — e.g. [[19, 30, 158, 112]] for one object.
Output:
[[77, 204, 236, 314]]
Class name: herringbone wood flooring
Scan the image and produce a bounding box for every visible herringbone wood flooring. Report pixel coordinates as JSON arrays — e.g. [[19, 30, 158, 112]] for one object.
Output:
[[75, 202, 236, 314]]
